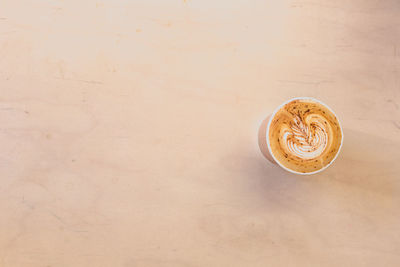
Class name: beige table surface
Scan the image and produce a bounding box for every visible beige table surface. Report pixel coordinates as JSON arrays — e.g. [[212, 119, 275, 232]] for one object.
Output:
[[1, 0, 400, 266]]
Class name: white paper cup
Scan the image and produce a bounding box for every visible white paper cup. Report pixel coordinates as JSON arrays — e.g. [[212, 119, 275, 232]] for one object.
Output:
[[258, 97, 344, 175]]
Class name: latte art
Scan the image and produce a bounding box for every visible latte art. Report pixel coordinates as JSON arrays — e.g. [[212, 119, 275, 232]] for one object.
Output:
[[282, 115, 328, 159], [267, 98, 342, 174]]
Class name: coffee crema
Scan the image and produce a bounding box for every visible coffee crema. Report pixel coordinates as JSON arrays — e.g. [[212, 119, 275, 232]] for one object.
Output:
[[267, 98, 342, 173]]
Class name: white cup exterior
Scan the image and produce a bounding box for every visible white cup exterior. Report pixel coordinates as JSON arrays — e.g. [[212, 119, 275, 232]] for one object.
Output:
[[258, 97, 344, 175]]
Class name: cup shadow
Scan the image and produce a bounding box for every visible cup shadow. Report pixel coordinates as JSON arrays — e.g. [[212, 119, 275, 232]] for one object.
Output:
[[225, 127, 400, 211], [220, 140, 310, 212]]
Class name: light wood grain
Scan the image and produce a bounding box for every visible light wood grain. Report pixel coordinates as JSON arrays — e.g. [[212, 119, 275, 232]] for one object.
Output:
[[1, 0, 400, 266]]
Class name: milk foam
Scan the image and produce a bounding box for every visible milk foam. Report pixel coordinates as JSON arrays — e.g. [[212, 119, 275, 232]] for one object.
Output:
[[267, 98, 342, 174], [281, 114, 329, 159]]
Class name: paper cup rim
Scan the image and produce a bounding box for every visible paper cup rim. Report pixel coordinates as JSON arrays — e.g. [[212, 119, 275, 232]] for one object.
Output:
[[266, 97, 344, 175]]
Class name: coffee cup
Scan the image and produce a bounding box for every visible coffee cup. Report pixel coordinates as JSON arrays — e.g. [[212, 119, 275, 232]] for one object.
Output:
[[258, 97, 343, 175]]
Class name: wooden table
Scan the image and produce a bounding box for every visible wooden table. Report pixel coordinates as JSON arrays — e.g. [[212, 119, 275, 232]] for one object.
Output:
[[1, 0, 399, 266]]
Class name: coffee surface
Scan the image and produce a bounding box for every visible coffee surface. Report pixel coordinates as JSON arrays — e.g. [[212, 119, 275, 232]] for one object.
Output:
[[268, 99, 342, 173]]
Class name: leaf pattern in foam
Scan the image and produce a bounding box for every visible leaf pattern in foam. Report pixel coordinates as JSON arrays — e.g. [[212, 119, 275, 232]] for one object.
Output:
[[290, 115, 312, 146]]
